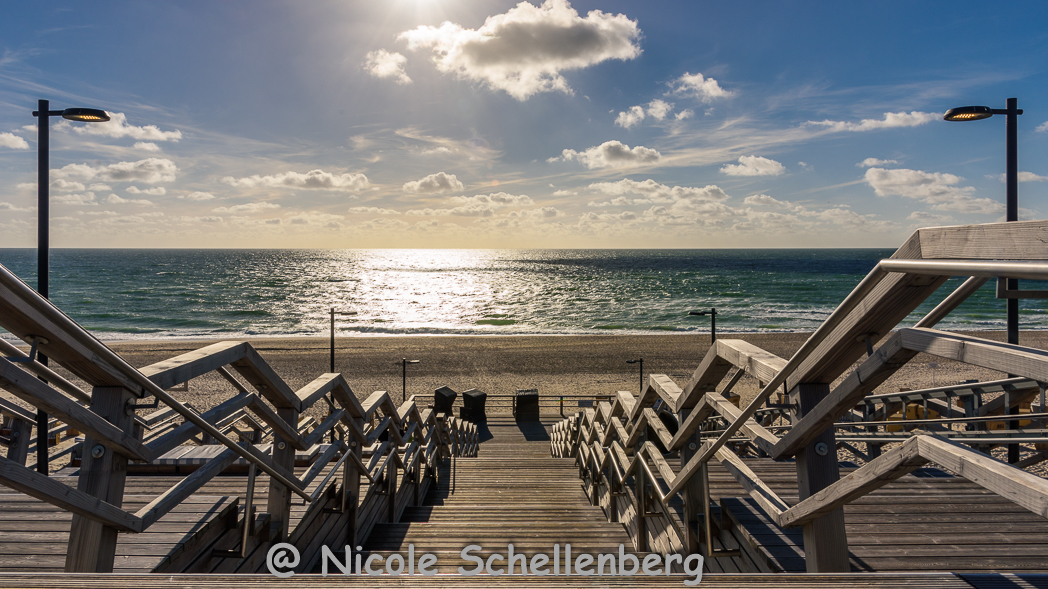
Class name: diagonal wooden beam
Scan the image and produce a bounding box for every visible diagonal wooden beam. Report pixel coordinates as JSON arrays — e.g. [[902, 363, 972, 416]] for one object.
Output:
[[778, 436, 927, 528], [0, 455, 142, 533], [140, 341, 247, 390], [0, 357, 153, 462], [134, 448, 241, 529]]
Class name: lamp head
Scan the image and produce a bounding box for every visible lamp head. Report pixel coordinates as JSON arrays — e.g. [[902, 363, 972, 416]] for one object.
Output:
[[61, 108, 110, 122], [943, 106, 993, 122]]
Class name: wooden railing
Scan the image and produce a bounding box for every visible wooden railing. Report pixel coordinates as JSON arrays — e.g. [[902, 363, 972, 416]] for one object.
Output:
[[554, 219, 1048, 572], [0, 261, 477, 573]]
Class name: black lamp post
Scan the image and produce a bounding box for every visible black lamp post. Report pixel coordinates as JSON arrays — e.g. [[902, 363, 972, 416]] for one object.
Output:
[[31, 99, 110, 475], [943, 99, 1023, 346], [329, 307, 358, 372], [401, 358, 420, 404], [626, 358, 643, 394], [689, 308, 717, 343]]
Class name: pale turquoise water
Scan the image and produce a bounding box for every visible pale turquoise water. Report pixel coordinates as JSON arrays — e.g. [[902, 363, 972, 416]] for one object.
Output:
[[0, 249, 1043, 340]]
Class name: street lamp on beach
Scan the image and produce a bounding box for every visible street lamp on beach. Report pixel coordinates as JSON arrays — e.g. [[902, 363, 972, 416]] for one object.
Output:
[[31, 99, 110, 475], [402, 358, 420, 403], [689, 308, 717, 343], [943, 99, 1023, 345]]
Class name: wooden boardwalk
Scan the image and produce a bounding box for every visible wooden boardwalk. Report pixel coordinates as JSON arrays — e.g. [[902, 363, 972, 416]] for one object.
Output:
[[707, 459, 1048, 574], [360, 415, 646, 573]]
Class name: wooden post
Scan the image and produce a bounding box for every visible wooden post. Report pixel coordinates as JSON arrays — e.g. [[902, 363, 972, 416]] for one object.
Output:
[[6, 417, 32, 465], [386, 446, 398, 523], [634, 429, 648, 552], [793, 383, 849, 572], [267, 406, 298, 541], [679, 408, 704, 554], [342, 428, 362, 548], [65, 386, 135, 572]]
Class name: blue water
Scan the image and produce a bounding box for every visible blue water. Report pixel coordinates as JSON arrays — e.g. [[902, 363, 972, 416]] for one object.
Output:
[[0, 249, 1043, 340]]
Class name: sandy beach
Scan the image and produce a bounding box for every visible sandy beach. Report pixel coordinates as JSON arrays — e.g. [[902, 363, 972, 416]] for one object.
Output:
[[60, 330, 1043, 419]]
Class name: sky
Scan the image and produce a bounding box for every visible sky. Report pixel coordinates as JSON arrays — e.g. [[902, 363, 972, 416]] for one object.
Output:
[[1, 0, 1047, 249]]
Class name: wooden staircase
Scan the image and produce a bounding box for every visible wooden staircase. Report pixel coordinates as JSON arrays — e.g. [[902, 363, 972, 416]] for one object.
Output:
[[358, 416, 645, 573]]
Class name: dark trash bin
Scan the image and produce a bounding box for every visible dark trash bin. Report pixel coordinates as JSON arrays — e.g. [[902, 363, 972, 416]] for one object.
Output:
[[434, 385, 457, 417], [460, 389, 487, 422], [514, 388, 539, 421]]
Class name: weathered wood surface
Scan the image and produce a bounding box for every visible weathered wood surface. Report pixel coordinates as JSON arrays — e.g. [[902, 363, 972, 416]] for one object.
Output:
[[708, 458, 1048, 573], [359, 416, 646, 573]]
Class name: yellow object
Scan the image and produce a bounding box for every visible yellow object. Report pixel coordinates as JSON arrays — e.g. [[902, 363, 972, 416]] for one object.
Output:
[[885, 403, 940, 432]]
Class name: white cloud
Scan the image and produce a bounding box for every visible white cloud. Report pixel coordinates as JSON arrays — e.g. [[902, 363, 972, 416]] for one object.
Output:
[[51, 179, 85, 192], [721, 155, 785, 176], [126, 185, 166, 195], [807, 111, 936, 132], [614, 99, 675, 128], [907, 211, 955, 226], [398, 0, 641, 100], [588, 178, 730, 204], [405, 192, 533, 217], [0, 202, 33, 212], [989, 171, 1048, 183], [858, 157, 899, 168], [675, 109, 694, 121], [52, 192, 98, 206], [667, 72, 733, 102], [450, 192, 533, 206], [743, 194, 789, 207], [552, 189, 577, 196], [0, 132, 29, 149], [51, 158, 178, 184], [54, 112, 181, 142], [421, 146, 454, 155], [865, 167, 1002, 214], [212, 202, 282, 214], [178, 191, 215, 201], [364, 49, 412, 84], [104, 194, 154, 205], [614, 105, 646, 129], [134, 141, 161, 152], [348, 206, 401, 215], [403, 172, 464, 193], [554, 140, 661, 169], [222, 169, 369, 191], [88, 183, 111, 192], [1036, 121, 1048, 133], [284, 212, 345, 229]]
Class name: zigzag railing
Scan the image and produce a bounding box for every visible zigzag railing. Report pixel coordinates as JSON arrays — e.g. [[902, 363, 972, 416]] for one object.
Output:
[[0, 261, 477, 573], [554, 219, 1048, 572]]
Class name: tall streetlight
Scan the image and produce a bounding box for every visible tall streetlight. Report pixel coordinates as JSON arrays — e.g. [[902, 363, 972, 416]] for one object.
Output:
[[689, 308, 717, 343], [943, 99, 1023, 346], [31, 99, 110, 475], [401, 358, 420, 404]]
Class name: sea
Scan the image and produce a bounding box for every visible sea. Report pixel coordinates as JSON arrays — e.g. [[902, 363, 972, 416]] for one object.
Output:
[[0, 248, 1044, 341]]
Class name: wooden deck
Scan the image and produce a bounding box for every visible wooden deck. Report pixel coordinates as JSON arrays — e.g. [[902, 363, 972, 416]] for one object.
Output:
[[359, 415, 646, 573], [706, 459, 1048, 574]]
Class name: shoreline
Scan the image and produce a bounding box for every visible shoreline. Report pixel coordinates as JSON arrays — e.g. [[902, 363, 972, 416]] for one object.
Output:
[[5, 330, 1041, 421]]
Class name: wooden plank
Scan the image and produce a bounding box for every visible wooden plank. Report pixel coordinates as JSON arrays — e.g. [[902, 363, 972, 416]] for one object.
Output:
[[0, 338, 90, 404], [714, 446, 789, 521], [146, 392, 254, 455], [712, 397, 780, 455], [139, 341, 247, 391], [0, 357, 153, 462], [917, 435, 1048, 519], [228, 345, 300, 411], [779, 436, 928, 528], [66, 387, 137, 572], [0, 396, 36, 422], [0, 264, 144, 392], [902, 327, 1048, 381], [0, 455, 141, 533], [793, 382, 849, 573], [649, 374, 682, 409], [134, 448, 240, 529], [918, 219, 1048, 260], [245, 395, 307, 451], [677, 340, 738, 411], [773, 331, 914, 459], [267, 405, 299, 540]]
